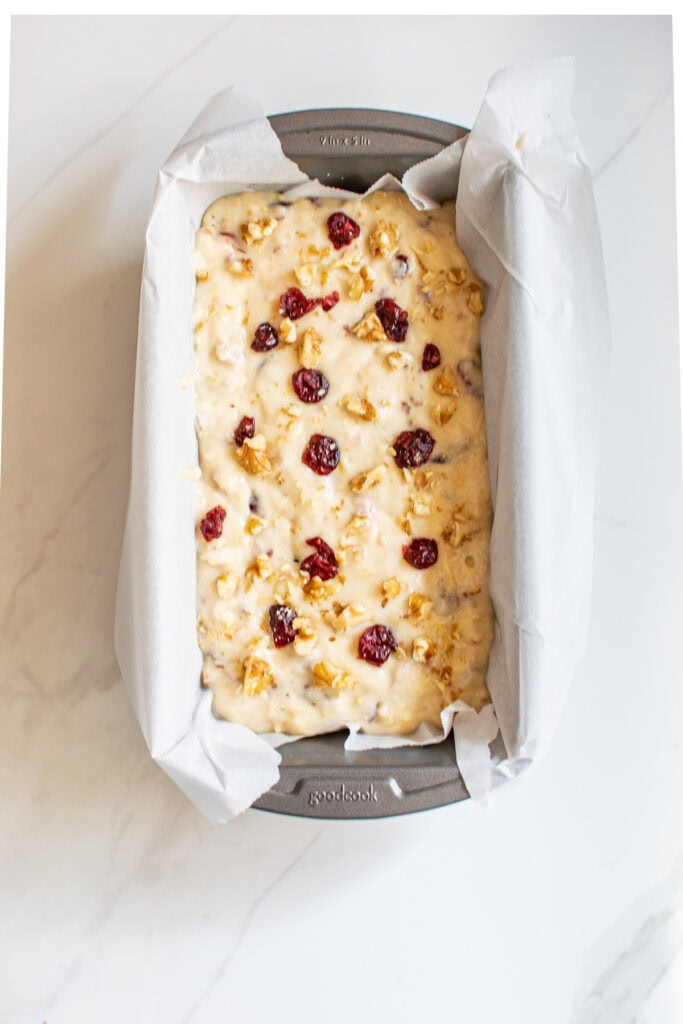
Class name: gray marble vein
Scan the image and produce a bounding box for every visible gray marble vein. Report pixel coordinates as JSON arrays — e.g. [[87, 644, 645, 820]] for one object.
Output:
[[181, 830, 323, 1024]]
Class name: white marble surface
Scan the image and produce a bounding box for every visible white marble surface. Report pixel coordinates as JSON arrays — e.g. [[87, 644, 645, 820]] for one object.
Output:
[[3, 15, 682, 1024]]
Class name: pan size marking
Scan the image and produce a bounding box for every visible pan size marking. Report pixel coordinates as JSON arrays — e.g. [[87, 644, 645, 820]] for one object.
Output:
[[319, 135, 371, 148]]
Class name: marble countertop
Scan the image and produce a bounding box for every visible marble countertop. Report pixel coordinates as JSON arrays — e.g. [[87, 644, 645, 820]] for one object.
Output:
[[3, 15, 682, 1024]]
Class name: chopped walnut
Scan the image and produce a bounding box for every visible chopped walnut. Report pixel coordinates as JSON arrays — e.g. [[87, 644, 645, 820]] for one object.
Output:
[[236, 434, 272, 476], [341, 394, 378, 421], [431, 402, 457, 425], [409, 493, 431, 517], [434, 367, 458, 395], [323, 602, 369, 633], [298, 327, 322, 368], [295, 263, 318, 288], [381, 577, 402, 607], [441, 505, 469, 547], [241, 218, 278, 244], [412, 637, 436, 663], [466, 283, 485, 316], [246, 554, 272, 583], [428, 303, 445, 320], [448, 266, 467, 285], [216, 572, 238, 599], [333, 250, 362, 272], [303, 575, 343, 602], [348, 264, 376, 301], [195, 269, 209, 282], [351, 311, 385, 342], [368, 219, 400, 257], [293, 617, 318, 655], [412, 468, 436, 491], [279, 317, 297, 344], [243, 655, 275, 696], [386, 350, 414, 371], [228, 259, 254, 277], [312, 661, 355, 689], [349, 465, 387, 492], [246, 515, 266, 535], [408, 592, 433, 622]]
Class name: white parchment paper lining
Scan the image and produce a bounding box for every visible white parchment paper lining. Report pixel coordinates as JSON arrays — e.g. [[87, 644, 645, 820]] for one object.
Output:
[[115, 59, 610, 821]]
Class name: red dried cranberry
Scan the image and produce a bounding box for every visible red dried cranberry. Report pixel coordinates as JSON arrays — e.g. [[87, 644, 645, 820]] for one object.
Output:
[[279, 287, 321, 320], [402, 537, 439, 569], [321, 290, 340, 312], [248, 492, 260, 513], [234, 415, 255, 446], [327, 212, 361, 250], [251, 323, 279, 351], [358, 625, 397, 665], [302, 434, 340, 475], [292, 368, 329, 404], [268, 604, 298, 647], [375, 298, 409, 342], [199, 505, 226, 541], [422, 343, 441, 371], [300, 537, 338, 581], [392, 428, 435, 469]]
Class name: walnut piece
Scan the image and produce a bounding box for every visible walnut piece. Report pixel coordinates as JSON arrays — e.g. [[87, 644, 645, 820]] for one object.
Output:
[[241, 218, 278, 244], [368, 219, 400, 257], [434, 367, 458, 396], [216, 572, 238, 599], [408, 592, 433, 622], [236, 434, 272, 476], [243, 656, 275, 696], [341, 395, 378, 421], [348, 265, 376, 301], [351, 311, 385, 342], [303, 575, 342, 602], [466, 283, 485, 316], [228, 259, 254, 277], [299, 327, 322, 368], [386, 350, 414, 371], [412, 637, 436, 663], [431, 402, 457, 426], [381, 577, 402, 607], [245, 515, 266, 535], [312, 661, 355, 689], [349, 465, 386, 493], [293, 616, 318, 655], [295, 263, 317, 288], [279, 317, 297, 344]]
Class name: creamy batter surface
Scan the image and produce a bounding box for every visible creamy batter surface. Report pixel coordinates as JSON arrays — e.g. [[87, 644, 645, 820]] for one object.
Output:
[[192, 190, 493, 735]]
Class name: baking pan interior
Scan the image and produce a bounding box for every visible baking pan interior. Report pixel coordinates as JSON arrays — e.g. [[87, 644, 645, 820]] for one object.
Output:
[[253, 109, 474, 819]]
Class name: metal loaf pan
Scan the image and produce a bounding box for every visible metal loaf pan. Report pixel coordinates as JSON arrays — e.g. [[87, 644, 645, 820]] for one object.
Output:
[[254, 108, 470, 820]]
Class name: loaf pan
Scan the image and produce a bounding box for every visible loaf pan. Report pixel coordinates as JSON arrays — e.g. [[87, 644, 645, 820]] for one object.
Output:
[[253, 108, 475, 819]]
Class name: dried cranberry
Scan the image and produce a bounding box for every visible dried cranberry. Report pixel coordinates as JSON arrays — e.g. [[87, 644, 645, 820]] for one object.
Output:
[[234, 415, 255, 446], [251, 323, 279, 351], [327, 212, 360, 250], [321, 290, 340, 312], [422, 343, 441, 371], [302, 434, 340, 475], [402, 538, 439, 569], [279, 287, 321, 320], [375, 298, 409, 342], [268, 604, 298, 648], [292, 368, 329, 404], [392, 428, 435, 469], [199, 505, 226, 541], [358, 625, 397, 665], [248, 492, 260, 513], [300, 537, 338, 581]]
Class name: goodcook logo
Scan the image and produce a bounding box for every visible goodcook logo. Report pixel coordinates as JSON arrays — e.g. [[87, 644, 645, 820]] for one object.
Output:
[[309, 783, 379, 807]]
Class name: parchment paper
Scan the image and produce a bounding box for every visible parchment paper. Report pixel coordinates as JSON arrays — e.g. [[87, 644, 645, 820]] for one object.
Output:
[[115, 59, 610, 821]]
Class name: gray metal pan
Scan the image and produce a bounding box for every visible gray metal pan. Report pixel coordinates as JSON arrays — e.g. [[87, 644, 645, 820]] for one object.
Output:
[[253, 108, 474, 819]]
